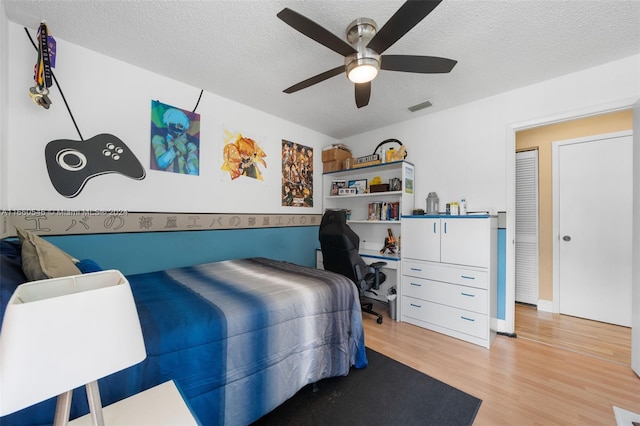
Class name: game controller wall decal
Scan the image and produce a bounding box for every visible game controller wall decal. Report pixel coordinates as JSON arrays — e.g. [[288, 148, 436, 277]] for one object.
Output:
[[22, 27, 147, 198], [45, 134, 146, 198]]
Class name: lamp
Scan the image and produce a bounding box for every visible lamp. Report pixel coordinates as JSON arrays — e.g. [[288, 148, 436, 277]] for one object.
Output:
[[346, 57, 379, 83], [0, 270, 146, 426], [345, 17, 380, 84]]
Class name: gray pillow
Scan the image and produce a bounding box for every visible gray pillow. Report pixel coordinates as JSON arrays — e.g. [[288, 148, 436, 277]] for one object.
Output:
[[15, 226, 81, 281]]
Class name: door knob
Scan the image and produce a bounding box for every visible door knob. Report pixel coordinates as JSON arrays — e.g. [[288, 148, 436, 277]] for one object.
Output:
[[562, 235, 571, 242]]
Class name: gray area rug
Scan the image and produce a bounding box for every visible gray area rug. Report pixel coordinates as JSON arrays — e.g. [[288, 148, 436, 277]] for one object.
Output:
[[253, 347, 482, 425]]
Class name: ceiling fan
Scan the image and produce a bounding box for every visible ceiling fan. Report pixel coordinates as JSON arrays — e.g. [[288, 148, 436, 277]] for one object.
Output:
[[277, 0, 457, 108]]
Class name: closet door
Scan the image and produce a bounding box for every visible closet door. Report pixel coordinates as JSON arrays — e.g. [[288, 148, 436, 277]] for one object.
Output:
[[554, 132, 632, 327], [515, 150, 539, 305]]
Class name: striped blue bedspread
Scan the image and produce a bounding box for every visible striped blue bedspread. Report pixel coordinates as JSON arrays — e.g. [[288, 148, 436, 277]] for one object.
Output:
[[2, 258, 367, 426]]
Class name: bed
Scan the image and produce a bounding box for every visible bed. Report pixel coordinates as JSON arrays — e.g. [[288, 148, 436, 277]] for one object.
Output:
[[0, 239, 368, 425]]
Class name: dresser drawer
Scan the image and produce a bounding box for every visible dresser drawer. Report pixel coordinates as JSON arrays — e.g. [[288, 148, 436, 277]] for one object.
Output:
[[402, 275, 487, 313], [402, 296, 488, 339], [403, 260, 487, 289]]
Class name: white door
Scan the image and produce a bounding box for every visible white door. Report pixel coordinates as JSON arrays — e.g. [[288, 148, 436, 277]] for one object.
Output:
[[553, 131, 632, 327], [515, 150, 539, 305]]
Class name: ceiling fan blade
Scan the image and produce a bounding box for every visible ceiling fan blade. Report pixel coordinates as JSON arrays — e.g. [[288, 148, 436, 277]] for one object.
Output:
[[381, 55, 457, 73], [283, 66, 345, 94], [277, 8, 357, 57], [367, 0, 442, 54], [355, 82, 371, 108]]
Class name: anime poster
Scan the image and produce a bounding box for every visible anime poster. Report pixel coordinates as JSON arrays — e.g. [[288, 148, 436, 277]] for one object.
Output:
[[221, 129, 267, 180], [282, 140, 313, 207], [150, 100, 200, 175]]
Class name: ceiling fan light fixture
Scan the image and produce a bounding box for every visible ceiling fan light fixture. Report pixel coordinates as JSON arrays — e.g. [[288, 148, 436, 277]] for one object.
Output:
[[278, 3, 455, 107], [346, 57, 379, 83]]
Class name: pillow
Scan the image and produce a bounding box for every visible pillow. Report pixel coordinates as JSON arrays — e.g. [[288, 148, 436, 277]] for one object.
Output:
[[15, 226, 81, 281], [1, 241, 29, 322], [75, 258, 104, 274]]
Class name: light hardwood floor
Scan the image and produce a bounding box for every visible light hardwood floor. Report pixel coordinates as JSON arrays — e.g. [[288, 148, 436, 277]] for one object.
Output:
[[515, 303, 632, 366], [362, 301, 639, 425]]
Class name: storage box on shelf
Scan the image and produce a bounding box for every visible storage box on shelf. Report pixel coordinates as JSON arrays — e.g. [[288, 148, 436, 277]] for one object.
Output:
[[323, 160, 345, 173], [400, 215, 498, 348], [322, 146, 352, 162], [322, 161, 415, 318], [322, 146, 352, 172]]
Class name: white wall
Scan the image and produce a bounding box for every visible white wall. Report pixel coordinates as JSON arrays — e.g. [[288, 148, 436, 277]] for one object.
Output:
[[1, 1, 9, 232], [633, 101, 640, 376], [343, 54, 639, 334], [343, 54, 640, 214], [4, 21, 336, 213]]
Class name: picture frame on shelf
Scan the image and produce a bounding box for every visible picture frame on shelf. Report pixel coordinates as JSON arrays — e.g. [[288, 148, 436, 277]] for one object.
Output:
[[348, 179, 367, 194], [338, 187, 357, 195], [330, 180, 347, 196]]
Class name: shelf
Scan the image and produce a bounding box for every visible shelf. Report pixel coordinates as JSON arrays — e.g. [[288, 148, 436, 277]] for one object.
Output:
[[327, 190, 402, 199], [321, 159, 413, 323], [322, 160, 413, 177], [359, 249, 400, 262], [348, 219, 401, 225], [401, 213, 491, 219]]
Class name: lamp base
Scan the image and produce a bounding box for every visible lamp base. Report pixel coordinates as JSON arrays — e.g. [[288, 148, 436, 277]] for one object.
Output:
[[54, 381, 104, 426]]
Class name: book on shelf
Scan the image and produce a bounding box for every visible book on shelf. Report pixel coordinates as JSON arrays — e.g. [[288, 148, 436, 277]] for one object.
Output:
[[368, 201, 400, 220]]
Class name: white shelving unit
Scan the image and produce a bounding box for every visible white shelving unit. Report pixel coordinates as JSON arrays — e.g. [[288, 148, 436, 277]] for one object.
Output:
[[321, 161, 415, 318]]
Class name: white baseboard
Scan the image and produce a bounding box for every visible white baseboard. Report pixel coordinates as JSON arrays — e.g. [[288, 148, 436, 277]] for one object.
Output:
[[496, 319, 508, 333], [537, 299, 553, 312], [497, 299, 554, 335]]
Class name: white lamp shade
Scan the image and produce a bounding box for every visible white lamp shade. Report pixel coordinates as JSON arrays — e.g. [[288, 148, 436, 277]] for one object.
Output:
[[347, 64, 379, 83], [0, 270, 147, 416], [345, 56, 380, 84]]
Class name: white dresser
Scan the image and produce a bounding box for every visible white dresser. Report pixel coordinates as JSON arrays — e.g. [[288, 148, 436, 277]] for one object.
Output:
[[401, 215, 497, 348]]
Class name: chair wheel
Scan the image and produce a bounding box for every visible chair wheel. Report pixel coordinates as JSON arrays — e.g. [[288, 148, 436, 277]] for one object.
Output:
[[377, 317, 383, 324]]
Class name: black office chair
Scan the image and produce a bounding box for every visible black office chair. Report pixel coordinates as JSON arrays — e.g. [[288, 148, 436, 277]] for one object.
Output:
[[319, 209, 386, 324]]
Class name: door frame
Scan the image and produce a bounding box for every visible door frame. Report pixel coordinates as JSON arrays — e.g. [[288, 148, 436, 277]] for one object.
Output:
[[551, 130, 632, 315], [504, 96, 638, 335]]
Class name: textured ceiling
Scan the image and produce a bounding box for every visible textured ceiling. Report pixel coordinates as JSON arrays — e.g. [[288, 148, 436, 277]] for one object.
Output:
[[4, 0, 640, 139]]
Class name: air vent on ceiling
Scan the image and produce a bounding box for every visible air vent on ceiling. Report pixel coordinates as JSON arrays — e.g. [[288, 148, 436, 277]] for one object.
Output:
[[408, 100, 432, 112]]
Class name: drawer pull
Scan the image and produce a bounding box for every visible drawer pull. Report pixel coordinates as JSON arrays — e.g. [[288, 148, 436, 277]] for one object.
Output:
[[410, 267, 422, 272], [461, 292, 475, 297], [461, 316, 475, 322], [410, 282, 422, 287], [461, 275, 475, 280], [410, 303, 422, 308]]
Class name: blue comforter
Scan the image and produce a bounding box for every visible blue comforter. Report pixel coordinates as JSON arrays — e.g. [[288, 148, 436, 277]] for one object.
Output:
[[1, 257, 367, 425]]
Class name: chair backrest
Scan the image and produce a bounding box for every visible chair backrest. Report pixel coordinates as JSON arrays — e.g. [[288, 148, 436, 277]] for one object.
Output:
[[318, 210, 369, 284]]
